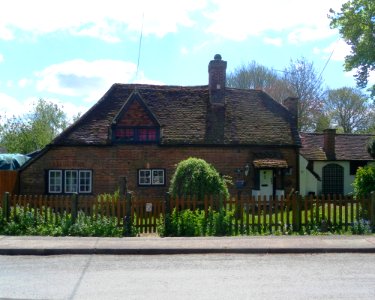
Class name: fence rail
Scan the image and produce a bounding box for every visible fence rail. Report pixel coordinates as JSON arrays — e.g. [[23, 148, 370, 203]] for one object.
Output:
[[1, 192, 375, 234]]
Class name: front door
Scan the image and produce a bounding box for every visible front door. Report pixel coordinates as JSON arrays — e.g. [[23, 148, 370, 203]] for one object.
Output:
[[260, 169, 273, 200]]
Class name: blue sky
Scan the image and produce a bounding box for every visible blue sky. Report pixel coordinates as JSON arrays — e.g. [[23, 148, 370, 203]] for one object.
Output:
[[0, 0, 372, 121]]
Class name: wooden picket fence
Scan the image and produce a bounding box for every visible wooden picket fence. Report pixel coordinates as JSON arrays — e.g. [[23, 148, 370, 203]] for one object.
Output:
[[1, 192, 375, 234]]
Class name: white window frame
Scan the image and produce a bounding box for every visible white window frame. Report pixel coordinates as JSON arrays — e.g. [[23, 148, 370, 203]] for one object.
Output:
[[138, 169, 152, 185], [138, 169, 165, 186], [48, 169, 92, 194], [79, 170, 92, 193], [152, 169, 165, 185], [48, 170, 62, 193], [64, 170, 78, 193]]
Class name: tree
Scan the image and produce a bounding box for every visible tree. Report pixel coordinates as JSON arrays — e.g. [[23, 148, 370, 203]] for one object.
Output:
[[324, 87, 373, 133], [282, 57, 326, 132], [0, 99, 68, 154], [226, 61, 291, 103], [329, 0, 375, 95], [169, 157, 231, 200]]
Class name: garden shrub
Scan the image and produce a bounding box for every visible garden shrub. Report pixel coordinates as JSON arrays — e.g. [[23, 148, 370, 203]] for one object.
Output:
[[353, 165, 375, 198], [157, 208, 236, 237], [0, 206, 124, 237], [169, 157, 231, 200]]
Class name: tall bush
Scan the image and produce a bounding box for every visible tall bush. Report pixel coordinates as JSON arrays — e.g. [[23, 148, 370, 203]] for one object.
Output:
[[169, 157, 231, 200], [353, 165, 375, 197]]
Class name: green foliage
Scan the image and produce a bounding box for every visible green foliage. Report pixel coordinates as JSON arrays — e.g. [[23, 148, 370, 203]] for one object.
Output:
[[157, 208, 235, 237], [351, 219, 372, 234], [329, 0, 375, 96], [169, 157, 231, 200], [0, 206, 123, 237], [0, 98, 68, 153], [324, 87, 373, 133], [97, 190, 120, 203], [353, 165, 375, 197]]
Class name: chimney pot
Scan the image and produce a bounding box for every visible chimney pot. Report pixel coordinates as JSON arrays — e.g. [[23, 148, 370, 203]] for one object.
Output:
[[208, 54, 227, 105]]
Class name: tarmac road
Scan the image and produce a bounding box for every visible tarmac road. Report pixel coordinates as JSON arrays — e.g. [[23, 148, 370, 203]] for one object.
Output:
[[1, 253, 375, 299]]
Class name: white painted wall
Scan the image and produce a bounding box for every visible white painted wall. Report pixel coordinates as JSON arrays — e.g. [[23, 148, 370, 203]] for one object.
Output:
[[299, 156, 362, 196], [299, 156, 318, 195]]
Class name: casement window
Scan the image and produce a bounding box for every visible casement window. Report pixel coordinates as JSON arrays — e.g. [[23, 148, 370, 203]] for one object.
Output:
[[114, 127, 159, 143], [48, 170, 92, 194], [65, 170, 78, 193], [138, 169, 165, 186], [48, 170, 62, 193]]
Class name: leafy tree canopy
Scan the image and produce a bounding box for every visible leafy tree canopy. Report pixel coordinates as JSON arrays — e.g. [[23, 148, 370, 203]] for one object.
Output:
[[169, 157, 231, 200], [226, 61, 291, 103], [324, 87, 374, 133], [0, 98, 68, 154], [329, 0, 375, 96]]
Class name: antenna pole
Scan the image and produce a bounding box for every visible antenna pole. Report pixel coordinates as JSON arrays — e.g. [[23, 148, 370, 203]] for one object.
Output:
[[136, 13, 144, 81]]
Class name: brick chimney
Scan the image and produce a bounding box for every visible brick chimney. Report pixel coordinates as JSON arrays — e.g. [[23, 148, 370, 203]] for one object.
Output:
[[208, 54, 227, 106], [283, 96, 298, 129], [323, 128, 336, 160]]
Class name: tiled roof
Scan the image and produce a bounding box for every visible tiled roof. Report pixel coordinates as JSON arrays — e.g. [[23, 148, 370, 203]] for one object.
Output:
[[300, 132, 375, 161], [253, 159, 288, 168], [53, 84, 300, 146]]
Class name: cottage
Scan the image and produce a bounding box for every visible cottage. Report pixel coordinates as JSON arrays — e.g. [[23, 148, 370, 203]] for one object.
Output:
[[19, 55, 300, 198], [299, 129, 375, 196]]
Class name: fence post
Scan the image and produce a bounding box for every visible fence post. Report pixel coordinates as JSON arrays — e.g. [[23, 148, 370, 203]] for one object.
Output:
[[163, 192, 171, 236], [371, 192, 375, 230], [71, 193, 78, 223], [218, 193, 224, 213], [2, 192, 10, 222], [292, 192, 301, 232], [123, 192, 132, 236]]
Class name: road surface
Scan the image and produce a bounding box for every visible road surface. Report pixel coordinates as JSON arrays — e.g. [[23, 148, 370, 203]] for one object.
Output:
[[1, 254, 375, 299]]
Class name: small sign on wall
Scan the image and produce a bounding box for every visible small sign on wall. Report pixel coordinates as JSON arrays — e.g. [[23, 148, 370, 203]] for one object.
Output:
[[145, 202, 152, 212]]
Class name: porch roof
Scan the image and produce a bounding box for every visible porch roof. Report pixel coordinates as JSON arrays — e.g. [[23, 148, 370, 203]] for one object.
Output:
[[253, 158, 288, 169]]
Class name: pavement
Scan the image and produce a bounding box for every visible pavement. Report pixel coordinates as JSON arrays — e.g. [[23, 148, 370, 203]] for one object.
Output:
[[0, 235, 375, 255]]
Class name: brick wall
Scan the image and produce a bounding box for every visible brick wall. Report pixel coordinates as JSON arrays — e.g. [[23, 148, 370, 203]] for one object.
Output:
[[19, 145, 298, 198], [118, 100, 155, 126]]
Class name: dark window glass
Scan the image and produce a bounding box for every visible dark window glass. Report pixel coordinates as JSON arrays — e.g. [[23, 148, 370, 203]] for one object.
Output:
[[350, 161, 367, 175], [114, 127, 158, 143], [322, 164, 344, 195]]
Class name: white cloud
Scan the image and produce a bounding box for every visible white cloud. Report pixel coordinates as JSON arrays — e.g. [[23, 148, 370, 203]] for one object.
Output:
[[0, 93, 29, 118], [0, 0, 347, 44], [0, 0, 206, 42], [36, 59, 160, 102], [0, 93, 89, 123], [314, 39, 351, 61], [263, 37, 282, 47], [205, 0, 346, 42], [18, 78, 32, 88]]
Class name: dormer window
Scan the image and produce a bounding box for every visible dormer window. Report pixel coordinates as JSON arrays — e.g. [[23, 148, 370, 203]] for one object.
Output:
[[114, 126, 159, 143], [112, 90, 161, 144]]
